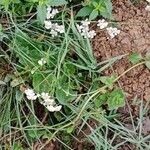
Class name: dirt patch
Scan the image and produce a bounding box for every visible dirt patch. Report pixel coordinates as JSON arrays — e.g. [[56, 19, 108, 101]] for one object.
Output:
[[93, 0, 150, 100]]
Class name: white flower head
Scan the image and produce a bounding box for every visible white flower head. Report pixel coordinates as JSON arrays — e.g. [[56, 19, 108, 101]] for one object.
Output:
[[81, 19, 90, 27], [97, 19, 108, 29], [38, 58, 46, 66], [52, 23, 65, 34], [41, 92, 51, 100], [145, 5, 150, 11], [47, 6, 52, 12], [106, 27, 120, 39], [44, 20, 52, 29], [51, 9, 59, 16], [87, 30, 96, 39], [46, 7, 59, 19], [56, 25, 65, 33], [26, 95, 37, 100], [76, 24, 83, 33], [47, 10, 58, 19], [37, 93, 41, 97], [25, 88, 34, 95], [41, 98, 55, 106], [146, 0, 150, 3], [24, 88, 37, 100], [76, 19, 96, 39], [50, 29, 58, 37], [46, 105, 62, 112], [40, 92, 62, 112]]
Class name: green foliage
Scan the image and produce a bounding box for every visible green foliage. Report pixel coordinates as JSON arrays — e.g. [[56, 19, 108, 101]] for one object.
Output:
[[129, 52, 143, 64], [94, 88, 125, 110], [94, 93, 108, 108], [33, 72, 55, 93], [14, 31, 44, 68], [55, 83, 77, 105], [76, 0, 112, 20], [13, 143, 24, 150], [47, 0, 68, 6], [107, 89, 125, 110], [145, 52, 150, 70], [0, 0, 20, 10], [0, 2, 129, 148], [37, 5, 47, 24], [99, 75, 116, 88], [25, 0, 68, 5]]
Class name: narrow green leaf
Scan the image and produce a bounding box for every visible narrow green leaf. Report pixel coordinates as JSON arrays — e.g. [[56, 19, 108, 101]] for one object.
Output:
[[129, 53, 143, 64], [94, 93, 108, 108], [37, 5, 46, 24], [145, 61, 150, 70], [47, 0, 67, 6], [89, 9, 98, 20], [67, 126, 74, 134], [99, 75, 116, 87], [76, 6, 93, 17]]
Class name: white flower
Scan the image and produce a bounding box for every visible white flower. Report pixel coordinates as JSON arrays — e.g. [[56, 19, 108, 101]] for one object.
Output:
[[52, 23, 65, 33], [46, 105, 62, 112], [50, 29, 58, 37], [44, 6, 64, 37], [47, 6, 52, 12], [46, 13, 52, 20], [51, 9, 59, 17], [41, 92, 51, 100], [97, 19, 108, 29], [106, 27, 120, 39], [76, 19, 96, 39], [146, 0, 150, 3], [81, 19, 90, 27], [145, 5, 150, 11], [26, 95, 37, 100], [25, 88, 34, 95], [41, 93, 55, 105], [24, 88, 37, 100], [76, 24, 83, 33], [37, 93, 41, 97], [87, 30, 96, 39], [38, 58, 46, 66], [55, 25, 65, 33], [46, 7, 58, 19], [40, 92, 62, 112], [44, 20, 52, 29], [41, 98, 55, 106]]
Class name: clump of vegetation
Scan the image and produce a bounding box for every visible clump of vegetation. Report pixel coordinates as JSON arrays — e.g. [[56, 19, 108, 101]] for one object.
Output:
[[1, 0, 150, 149]]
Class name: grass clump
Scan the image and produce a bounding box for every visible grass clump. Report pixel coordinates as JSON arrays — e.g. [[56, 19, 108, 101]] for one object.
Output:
[[1, 0, 150, 149]]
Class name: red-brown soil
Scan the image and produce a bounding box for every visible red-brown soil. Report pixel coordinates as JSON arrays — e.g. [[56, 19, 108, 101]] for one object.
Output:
[[93, 0, 150, 101]]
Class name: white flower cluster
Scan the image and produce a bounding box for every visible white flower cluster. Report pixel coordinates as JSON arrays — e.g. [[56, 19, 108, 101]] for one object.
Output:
[[38, 58, 46, 66], [97, 19, 108, 29], [24, 88, 62, 112], [76, 19, 120, 39], [24, 89, 39, 100], [146, 0, 150, 11], [40, 92, 62, 112], [106, 27, 121, 39], [44, 6, 65, 37], [97, 19, 120, 39], [76, 19, 96, 39], [46, 6, 59, 19]]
